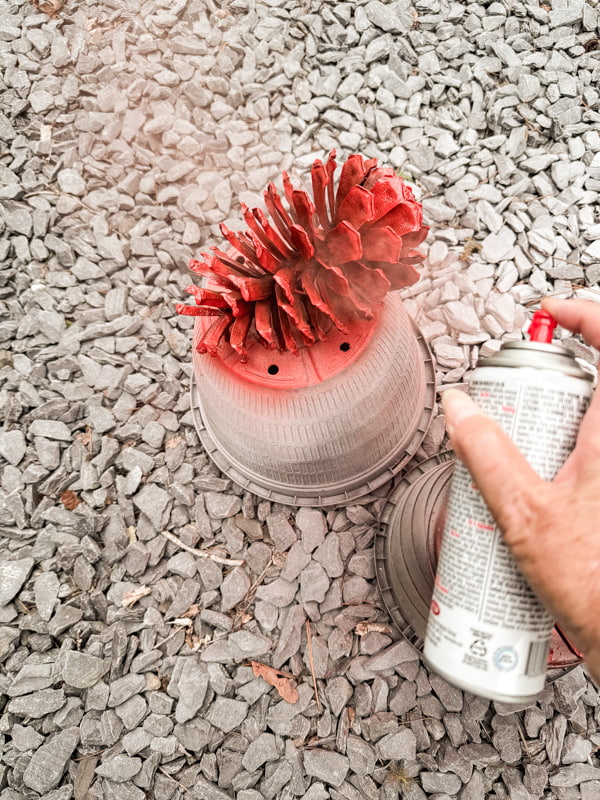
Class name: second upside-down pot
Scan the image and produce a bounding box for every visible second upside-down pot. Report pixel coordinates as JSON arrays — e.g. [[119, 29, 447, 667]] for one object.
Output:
[[375, 453, 585, 675]]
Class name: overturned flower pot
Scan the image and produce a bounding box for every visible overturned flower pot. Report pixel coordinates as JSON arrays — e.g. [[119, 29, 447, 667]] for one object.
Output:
[[190, 292, 435, 505], [179, 152, 435, 506], [375, 453, 584, 674]]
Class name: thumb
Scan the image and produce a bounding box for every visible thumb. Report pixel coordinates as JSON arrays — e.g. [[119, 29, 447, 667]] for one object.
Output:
[[441, 389, 545, 537]]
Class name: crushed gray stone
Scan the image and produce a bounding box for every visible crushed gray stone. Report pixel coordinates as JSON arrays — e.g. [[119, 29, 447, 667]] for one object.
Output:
[[206, 696, 248, 733], [0, 558, 34, 606], [1, 0, 599, 797], [0, 429, 26, 465], [23, 729, 79, 794], [95, 755, 142, 783], [61, 650, 107, 689], [7, 663, 54, 696], [304, 749, 350, 787]]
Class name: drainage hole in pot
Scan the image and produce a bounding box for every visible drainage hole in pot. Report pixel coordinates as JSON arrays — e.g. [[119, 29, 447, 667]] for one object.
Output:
[[267, 364, 279, 375], [339, 342, 350, 352]]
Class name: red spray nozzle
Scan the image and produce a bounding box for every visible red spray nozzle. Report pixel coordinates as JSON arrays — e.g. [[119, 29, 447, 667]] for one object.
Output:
[[528, 310, 557, 343]]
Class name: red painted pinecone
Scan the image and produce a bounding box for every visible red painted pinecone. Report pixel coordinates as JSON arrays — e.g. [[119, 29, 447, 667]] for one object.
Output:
[[177, 150, 428, 360]]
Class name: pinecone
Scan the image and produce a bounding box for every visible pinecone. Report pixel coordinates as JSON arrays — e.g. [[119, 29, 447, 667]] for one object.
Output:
[[177, 150, 428, 360]]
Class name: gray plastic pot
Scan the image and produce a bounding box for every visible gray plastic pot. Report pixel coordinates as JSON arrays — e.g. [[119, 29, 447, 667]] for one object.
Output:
[[190, 291, 436, 507]]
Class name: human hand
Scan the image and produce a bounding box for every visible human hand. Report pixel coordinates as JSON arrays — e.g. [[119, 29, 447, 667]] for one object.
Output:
[[441, 297, 600, 684]]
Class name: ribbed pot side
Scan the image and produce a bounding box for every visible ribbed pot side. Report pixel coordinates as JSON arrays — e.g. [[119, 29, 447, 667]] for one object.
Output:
[[191, 292, 435, 505]]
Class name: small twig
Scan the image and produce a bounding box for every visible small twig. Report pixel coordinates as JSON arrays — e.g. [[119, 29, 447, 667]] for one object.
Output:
[[398, 715, 436, 726], [305, 620, 321, 711], [354, 621, 394, 637], [158, 767, 193, 796], [230, 555, 274, 630], [121, 585, 152, 608], [479, 719, 493, 742], [552, 255, 589, 267], [524, 285, 600, 308], [297, 734, 337, 751], [570, 283, 600, 297], [517, 718, 531, 758], [73, 748, 110, 761], [155, 627, 188, 649], [161, 530, 244, 566]]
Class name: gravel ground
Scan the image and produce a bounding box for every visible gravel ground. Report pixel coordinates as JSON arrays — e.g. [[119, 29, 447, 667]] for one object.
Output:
[[1, 0, 600, 798]]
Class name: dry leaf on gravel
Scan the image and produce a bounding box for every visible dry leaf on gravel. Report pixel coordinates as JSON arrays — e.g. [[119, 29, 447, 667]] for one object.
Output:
[[250, 660, 298, 704], [60, 490, 80, 510], [32, 0, 64, 17], [76, 428, 93, 457], [185, 632, 200, 650], [354, 621, 394, 637], [121, 585, 152, 608]]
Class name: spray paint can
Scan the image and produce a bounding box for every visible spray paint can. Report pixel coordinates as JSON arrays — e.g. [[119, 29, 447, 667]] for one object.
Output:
[[423, 310, 594, 702]]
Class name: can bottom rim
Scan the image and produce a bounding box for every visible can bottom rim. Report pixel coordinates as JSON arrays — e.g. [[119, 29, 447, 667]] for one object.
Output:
[[423, 658, 544, 705]]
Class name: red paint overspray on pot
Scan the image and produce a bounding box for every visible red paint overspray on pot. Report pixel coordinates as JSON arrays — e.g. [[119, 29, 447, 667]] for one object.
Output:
[[191, 292, 435, 506], [178, 152, 435, 506], [423, 311, 593, 703]]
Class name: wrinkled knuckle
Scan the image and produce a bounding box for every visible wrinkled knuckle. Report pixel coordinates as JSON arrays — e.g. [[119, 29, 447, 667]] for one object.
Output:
[[496, 485, 547, 552]]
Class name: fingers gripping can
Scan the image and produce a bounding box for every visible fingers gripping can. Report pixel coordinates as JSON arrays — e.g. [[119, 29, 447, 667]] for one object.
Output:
[[423, 311, 594, 702]]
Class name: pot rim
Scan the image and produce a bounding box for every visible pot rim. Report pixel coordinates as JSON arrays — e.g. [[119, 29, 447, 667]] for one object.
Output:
[[375, 451, 454, 648]]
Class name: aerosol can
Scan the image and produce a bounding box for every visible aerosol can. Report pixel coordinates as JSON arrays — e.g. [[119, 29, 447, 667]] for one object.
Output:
[[424, 310, 593, 702]]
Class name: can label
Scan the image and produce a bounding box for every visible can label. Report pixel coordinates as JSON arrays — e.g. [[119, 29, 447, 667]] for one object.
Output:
[[424, 366, 591, 700]]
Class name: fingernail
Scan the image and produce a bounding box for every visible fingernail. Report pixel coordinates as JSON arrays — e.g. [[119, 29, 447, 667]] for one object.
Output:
[[541, 297, 561, 311], [441, 389, 478, 437], [541, 297, 565, 318]]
